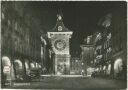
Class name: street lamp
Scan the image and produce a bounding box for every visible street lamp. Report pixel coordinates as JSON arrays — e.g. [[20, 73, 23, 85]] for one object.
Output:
[[82, 63, 84, 65]]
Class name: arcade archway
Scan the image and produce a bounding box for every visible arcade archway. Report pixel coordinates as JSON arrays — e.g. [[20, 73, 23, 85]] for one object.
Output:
[[14, 59, 23, 80], [114, 58, 123, 76]]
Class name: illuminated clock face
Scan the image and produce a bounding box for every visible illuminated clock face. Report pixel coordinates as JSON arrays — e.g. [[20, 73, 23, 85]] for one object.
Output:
[[58, 26, 62, 31], [54, 39, 66, 51]]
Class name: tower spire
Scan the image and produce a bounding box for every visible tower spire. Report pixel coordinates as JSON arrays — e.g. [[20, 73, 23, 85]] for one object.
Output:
[[57, 9, 63, 21]]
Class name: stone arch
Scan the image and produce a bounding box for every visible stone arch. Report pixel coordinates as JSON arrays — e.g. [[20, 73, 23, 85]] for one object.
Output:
[[14, 59, 23, 80], [114, 58, 123, 75], [2, 56, 14, 81], [14, 59, 23, 70], [2, 56, 11, 67], [30, 62, 35, 69]]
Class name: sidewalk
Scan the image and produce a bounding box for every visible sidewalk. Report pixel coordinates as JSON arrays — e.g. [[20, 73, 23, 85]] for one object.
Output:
[[40, 74, 85, 77]]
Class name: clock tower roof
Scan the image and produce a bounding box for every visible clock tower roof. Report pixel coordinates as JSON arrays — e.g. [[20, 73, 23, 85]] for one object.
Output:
[[49, 14, 72, 32]]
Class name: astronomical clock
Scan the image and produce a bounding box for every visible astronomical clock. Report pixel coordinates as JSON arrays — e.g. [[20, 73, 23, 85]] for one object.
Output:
[[47, 14, 73, 75], [54, 39, 66, 51]]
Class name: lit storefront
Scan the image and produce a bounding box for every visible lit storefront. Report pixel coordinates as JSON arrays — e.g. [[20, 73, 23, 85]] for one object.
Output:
[[2, 56, 12, 84]]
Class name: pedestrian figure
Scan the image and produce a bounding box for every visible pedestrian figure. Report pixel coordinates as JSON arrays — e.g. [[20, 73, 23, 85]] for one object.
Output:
[[81, 69, 85, 76]]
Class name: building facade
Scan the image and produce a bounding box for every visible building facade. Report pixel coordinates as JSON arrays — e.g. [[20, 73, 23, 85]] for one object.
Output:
[[94, 13, 114, 78], [1, 2, 42, 83], [111, 6, 127, 80], [80, 35, 95, 75], [94, 5, 127, 80]]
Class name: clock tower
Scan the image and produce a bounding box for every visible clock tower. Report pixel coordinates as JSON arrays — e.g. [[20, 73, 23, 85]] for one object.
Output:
[[47, 14, 73, 75]]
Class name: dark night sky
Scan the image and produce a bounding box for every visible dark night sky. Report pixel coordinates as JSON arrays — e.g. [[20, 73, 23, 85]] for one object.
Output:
[[25, 1, 125, 56]]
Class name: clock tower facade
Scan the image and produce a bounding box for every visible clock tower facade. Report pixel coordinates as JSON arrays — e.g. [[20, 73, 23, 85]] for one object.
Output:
[[47, 14, 73, 75]]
